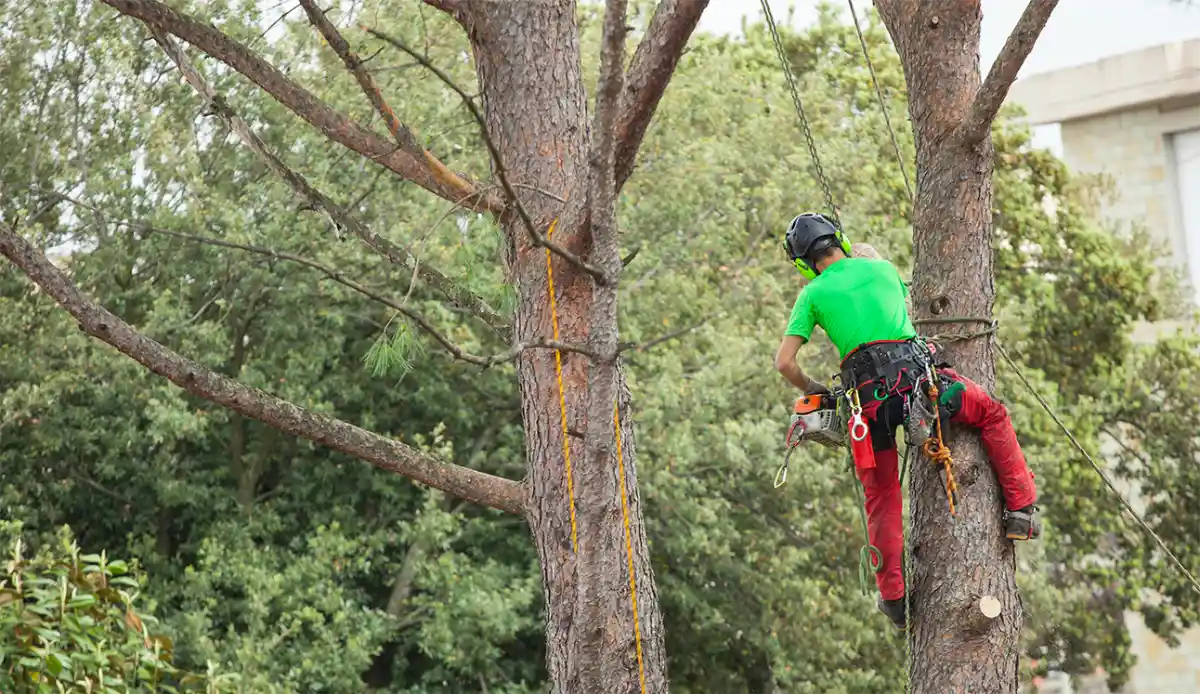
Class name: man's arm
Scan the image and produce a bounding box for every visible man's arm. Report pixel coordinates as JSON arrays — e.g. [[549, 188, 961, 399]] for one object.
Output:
[[774, 335, 829, 394]]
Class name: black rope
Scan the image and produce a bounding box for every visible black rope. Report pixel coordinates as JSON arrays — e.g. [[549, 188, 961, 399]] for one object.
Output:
[[759, 0, 840, 227]]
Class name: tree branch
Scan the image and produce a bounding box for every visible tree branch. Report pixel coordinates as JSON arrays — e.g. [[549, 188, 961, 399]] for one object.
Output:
[[420, 0, 470, 26], [98, 0, 503, 213], [619, 311, 716, 355], [361, 26, 610, 285], [614, 0, 709, 189], [956, 0, 1059, 145], [146, 28, 509, 334], [297, 0, 474, 198], [0, 223, 524, 515], [138, 225, 601, 366]]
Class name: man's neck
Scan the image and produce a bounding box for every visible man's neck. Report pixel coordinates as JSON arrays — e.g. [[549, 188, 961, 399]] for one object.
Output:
[[814, 253, 846, 274]]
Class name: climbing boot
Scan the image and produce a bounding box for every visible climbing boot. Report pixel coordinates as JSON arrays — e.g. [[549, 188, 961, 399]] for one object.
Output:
[[877, 595, 912, 631], [1004, 505, 1041, 541]]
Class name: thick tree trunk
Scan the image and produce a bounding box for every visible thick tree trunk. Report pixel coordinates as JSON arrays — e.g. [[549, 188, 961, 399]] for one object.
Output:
[[875, 3, 1022, 693], [463, 2, 666, 691]]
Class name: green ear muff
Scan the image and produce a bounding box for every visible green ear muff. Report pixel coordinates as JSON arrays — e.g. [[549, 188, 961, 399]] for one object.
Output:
[[837, 229, 853, 256], [793, 257, 817, 280]]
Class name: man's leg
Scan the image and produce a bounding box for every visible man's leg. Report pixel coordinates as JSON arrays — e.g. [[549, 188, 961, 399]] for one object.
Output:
[[938, 368, 1039, 536], [858, 445, 903, 600], [855, 395, 907, 629]]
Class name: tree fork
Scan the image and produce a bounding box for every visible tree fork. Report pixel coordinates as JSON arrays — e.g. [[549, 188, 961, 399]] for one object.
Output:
[[459, 2, 669, 691], [873, 0, 1056, 691]]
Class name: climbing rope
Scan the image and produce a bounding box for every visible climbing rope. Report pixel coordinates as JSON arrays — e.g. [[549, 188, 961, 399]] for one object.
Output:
[[613, 401, 648, 691], [759, 0, 840, 226], [546, 217, 647, 692], [845, 0, 913, 201], [545, 218, 579, 552], [847, 450, 884, 595], [919, 362, 959, 517], [993, 340, 1200, 596], [907, 316, 1200, 595]]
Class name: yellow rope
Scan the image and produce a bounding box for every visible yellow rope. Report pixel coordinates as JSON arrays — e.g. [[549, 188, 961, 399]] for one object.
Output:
[[922, 380, 958, 516], [545, 219, 578, 551], [546, 218, 643, 689], [614, 401, 647, 693]]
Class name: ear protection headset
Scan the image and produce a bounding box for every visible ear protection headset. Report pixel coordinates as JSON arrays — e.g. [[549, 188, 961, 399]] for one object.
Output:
[[784, 213, 853, 280]]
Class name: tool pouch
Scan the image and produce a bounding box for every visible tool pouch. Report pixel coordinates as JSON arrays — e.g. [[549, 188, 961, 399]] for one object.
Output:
[[903, 388, 935, 449]]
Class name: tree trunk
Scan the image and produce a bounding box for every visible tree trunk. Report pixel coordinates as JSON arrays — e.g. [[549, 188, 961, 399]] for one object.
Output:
[[875, 3, 1022, 693], [464, 2, 666, 691]]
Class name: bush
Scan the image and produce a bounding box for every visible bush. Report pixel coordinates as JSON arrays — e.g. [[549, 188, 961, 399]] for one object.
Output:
[[0, 523, 236, 693]]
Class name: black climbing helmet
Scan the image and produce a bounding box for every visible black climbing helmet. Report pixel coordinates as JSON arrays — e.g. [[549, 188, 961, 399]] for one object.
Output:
[[783, 213, 852, 279]]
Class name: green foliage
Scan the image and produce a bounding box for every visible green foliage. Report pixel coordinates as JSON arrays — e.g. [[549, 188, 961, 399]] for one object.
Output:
[[0, 523, 237, 693], [2, 0, 1199, 693]]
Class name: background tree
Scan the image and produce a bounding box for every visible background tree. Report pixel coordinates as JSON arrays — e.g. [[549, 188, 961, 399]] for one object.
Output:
[[0, 0, 711, 690]]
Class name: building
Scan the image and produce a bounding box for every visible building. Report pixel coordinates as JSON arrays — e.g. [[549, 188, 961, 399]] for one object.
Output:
[[1007, 40, 1200, 694]]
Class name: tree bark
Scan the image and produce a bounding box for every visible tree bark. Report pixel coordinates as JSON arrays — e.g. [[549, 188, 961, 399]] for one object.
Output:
[[874, 2, 1022, 692], [461, 1, 666, 691], [10, 1, 708, 690]]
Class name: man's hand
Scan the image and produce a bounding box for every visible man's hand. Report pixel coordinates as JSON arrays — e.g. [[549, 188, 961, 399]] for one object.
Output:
[[805, 380, 831, 396]]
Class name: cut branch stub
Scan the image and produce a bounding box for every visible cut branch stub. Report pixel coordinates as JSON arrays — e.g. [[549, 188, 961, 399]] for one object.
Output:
[[963, 594, 1002, 634]]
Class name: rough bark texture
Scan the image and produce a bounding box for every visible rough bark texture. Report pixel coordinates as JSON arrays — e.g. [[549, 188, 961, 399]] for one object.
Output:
[[874, 2, 1022, 692], [462, 1, 666, 691]]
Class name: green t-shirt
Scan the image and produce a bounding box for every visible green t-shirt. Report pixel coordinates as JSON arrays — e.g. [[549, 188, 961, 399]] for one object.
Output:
[[785, 257, 916, 359]]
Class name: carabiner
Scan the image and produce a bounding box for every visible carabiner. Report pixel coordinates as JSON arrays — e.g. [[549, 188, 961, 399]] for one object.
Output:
[[850, 416, 869, 442]]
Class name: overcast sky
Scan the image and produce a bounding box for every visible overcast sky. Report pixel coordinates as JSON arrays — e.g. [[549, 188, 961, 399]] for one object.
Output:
[[695, 0, 1200, 153], [696, 0, 1200, 77]]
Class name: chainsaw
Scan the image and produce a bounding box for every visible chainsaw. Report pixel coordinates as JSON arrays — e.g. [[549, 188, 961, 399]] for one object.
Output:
[[786, 390, 849, 450]]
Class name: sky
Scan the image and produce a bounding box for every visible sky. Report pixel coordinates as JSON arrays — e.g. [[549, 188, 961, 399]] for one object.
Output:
[[695, 0, 1200, 154], [696, 0, 1200, 75]]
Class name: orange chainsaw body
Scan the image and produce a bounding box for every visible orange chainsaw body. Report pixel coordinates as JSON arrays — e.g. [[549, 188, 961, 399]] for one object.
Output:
[[793, 394, 832, 415]]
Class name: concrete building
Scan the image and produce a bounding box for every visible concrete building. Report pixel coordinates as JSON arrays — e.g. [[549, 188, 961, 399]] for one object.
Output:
[[1006, 40, 1200, 694], [1008, 38, 1200, 311]]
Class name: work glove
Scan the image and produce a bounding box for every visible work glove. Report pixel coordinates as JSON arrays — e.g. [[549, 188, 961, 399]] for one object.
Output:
[[804, 381, 831, 396]]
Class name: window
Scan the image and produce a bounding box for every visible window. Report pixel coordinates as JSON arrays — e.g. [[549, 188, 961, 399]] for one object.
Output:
[[1173, 127, 1200, 305]]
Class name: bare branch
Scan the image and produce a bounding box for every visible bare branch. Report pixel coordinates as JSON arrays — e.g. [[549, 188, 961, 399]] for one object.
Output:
[[0, 222, 524, 515], [361, 26, 610, 285], [139, 225, 602, 365], [297, 0, 471, 199], [615, 0, 709, 189], [421, 0, 470, 25], [619, 311, 716, 355], [957, 0, 1059, 145], [98, 0, 503, 213], [146, 28, 508, 334]]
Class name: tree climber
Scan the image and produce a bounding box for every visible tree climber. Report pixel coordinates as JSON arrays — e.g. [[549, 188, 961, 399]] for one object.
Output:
[[772, 212, 1041, 630]]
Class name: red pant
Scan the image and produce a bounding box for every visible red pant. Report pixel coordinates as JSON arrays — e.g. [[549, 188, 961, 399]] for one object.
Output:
[[853, 368, 1037, 600]]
